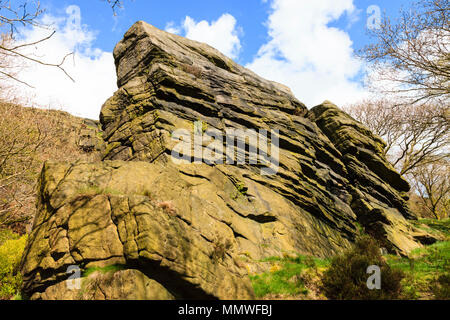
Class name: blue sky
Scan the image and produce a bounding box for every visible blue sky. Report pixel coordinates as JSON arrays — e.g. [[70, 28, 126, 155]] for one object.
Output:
[[46, 0, 410, 64], [8, 0, 413, 119]]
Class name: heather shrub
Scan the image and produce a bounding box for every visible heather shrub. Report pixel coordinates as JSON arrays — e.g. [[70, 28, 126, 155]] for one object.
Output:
[[321, 236, 405, 300]]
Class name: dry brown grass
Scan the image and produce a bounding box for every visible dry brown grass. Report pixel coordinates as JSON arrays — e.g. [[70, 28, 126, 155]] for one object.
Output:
[[181, 63, 203, 78], [0, 100, 100, 233], [156, 201, 177, 216]]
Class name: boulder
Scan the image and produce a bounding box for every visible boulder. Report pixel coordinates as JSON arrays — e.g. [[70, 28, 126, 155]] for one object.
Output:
[[308, 102, 433, 253], [20, 21, 438, 300], [76, 119, 104, 153], [21, 161, 255, 299]]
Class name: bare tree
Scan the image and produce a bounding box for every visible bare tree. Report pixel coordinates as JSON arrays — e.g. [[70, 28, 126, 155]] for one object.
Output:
[[0, 1, 75, 87], [345, 99, 449, 219], [105, 0, 123, 15], [356, 0, 449, 218], [390, 104, 449, 175], [0, 101, 47, 230], [344, 99, 404, 155], [345, 100, 449, 176], [0, 33, 20, 92], [410, 159, 450, 219], [0, 0, 126, 87], [359, 0, 450, 105], [0, 101, 101, 232]]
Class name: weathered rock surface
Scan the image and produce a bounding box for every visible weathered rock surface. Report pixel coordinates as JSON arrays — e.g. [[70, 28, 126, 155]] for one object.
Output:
[[76, 119, 105, 153], [20, 21, 437, 300], [21, 161, 255, 299], [308, 103, 436, 253]]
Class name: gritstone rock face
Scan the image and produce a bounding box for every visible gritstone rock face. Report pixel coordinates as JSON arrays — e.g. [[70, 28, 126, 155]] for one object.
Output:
[[20, 21, 438, 300]]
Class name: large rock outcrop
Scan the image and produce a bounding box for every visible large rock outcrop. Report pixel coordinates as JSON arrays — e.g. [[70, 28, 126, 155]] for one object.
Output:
[[20, 21, 437, 300]]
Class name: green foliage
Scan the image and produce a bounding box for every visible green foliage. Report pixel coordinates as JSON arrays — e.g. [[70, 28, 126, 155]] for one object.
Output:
[[230, 180, 248, 200], [12, 292, 24, 300], [432, 273, 450, 300], [0, 232, 27, 299], [354, 221, 366, 235], [388, 241, 449, 274], [321, 236, 405, 300], [0, 228, 19, 246], [250, 226, 448, 300], [412, 218, 450, 239], [82, 264, 126, 278], [235, 182, 248, 195], [386, 241, 450, 299], [250, 255, 329, 298]]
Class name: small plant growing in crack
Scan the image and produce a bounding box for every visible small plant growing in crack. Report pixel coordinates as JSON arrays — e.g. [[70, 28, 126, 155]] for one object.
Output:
[[230, 179, 248, 200], [142, 190, 153, 199], [210, 234, 233, 263]]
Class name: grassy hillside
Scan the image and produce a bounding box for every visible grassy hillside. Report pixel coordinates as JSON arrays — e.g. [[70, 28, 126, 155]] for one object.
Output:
[[249, 219, 449, 300], [0, 101, 101, 234], [0, 101, 101, 299]]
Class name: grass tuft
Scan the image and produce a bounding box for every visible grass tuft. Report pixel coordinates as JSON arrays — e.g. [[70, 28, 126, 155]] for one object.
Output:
[[82, 264, 127, 278], [250, 255, 329, 298]]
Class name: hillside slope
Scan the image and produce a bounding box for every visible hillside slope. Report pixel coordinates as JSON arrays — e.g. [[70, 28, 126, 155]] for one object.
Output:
[[0, 101, 102, 234]]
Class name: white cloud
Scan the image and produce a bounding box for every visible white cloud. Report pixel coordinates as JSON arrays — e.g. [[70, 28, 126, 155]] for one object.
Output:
[[246, 0, 368, 108], [8, 5, 117, 120], [166, 14, 242, 59], [165, 21, 181, 35]]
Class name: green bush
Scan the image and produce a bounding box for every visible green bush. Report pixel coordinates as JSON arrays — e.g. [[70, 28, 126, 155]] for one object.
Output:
[[0, 232, 27, 299], [432, 273, 450, 300], [0, 228, 19, 246], [321, 236, 405, 300]]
